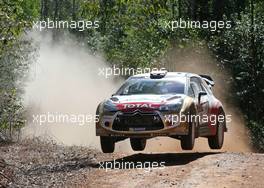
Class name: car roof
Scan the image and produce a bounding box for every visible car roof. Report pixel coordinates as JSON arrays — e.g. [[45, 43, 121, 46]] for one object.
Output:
[[131, 72, 200, 79]]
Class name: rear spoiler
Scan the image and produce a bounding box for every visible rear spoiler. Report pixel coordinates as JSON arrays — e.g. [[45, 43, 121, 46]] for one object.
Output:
[[199, 74, 215, 87]]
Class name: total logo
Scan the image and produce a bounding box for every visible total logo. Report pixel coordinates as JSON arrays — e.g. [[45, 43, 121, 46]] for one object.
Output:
[[123, 103, 155, 109]]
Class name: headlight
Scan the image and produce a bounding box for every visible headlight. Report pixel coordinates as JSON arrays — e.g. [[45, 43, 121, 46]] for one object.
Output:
[[103, 100, 117, 113], [159, 103, 182, 112]]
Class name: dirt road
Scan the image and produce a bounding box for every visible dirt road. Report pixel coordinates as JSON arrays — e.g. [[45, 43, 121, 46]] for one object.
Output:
[[1, 139, 263, 188], [86, 152, 264, 188]]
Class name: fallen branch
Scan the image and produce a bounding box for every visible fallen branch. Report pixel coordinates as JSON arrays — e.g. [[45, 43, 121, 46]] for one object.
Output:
[[0, 171, 11, 181]]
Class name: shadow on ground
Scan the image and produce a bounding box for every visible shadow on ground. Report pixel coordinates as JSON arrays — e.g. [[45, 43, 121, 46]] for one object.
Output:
[[95, 152, 222, 169]]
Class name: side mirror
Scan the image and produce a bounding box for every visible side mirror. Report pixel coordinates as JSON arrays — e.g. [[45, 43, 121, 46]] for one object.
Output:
[[198, 91, 207, 104]]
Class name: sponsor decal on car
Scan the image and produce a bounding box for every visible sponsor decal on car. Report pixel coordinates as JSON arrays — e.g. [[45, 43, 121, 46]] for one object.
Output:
[[116, 102, 162, 111]]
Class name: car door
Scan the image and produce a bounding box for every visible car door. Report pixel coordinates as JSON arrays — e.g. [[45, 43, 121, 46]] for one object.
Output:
[[190, 77, 210, 127]]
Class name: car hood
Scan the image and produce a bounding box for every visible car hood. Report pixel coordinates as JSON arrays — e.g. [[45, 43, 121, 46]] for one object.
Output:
[[107, 94, 186, 112], [112, 94, 185, 103]]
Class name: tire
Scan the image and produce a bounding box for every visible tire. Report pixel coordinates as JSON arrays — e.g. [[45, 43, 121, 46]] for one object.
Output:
[[181, 115, 196, 150], [100, 136, 115, 153], [208, 110, 225, 149], [130, 138, 146, 151]]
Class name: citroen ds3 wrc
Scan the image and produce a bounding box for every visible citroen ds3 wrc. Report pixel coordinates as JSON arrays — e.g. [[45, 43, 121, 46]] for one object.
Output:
[[96, 71, 227, 153]]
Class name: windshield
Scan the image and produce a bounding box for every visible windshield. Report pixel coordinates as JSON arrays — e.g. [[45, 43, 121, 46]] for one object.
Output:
[[115, 78, 186, 95]]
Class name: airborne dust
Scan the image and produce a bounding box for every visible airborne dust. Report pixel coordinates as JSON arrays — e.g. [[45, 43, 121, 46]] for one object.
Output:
[[23, 33, 252, 152]]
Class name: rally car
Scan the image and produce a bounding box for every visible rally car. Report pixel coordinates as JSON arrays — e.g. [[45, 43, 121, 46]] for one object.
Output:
[[96, 71, 227, 153]]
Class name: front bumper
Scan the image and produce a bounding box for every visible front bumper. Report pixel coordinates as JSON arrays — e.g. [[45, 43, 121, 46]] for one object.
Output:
[[96, 111, 189, 137]]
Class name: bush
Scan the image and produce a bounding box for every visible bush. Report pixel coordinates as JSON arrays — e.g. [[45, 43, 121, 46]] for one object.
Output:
[[247, 121, 264, 152], [208, 11, 264, 151]]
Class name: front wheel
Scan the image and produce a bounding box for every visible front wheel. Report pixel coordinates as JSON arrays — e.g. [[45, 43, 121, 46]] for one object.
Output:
[[100, 136, 115, 153], [181, 120, 195, 150], [130, 138, 146, 151], [208, 110, 225, 149]]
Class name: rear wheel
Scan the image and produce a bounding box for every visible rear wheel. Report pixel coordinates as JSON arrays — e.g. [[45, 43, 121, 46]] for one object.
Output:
[[208, 110, 225, 149], [130, 138, 146, 151], [100, 136, 115, 153], [181, 119, 195, 150]]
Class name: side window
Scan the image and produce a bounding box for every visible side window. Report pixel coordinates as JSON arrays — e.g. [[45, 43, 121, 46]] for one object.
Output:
[[190, 82, 199, 97], [190, 77, 205, 92], [201, 80, 212, 95], [188, 85, 195, 97], [199, 82, 206, 92]]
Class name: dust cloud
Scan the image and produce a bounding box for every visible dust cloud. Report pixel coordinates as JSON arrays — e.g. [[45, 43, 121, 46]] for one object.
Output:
[[23, 33, 252, 153], [22, 31, 123, 149], [144, 45, 252, 152]]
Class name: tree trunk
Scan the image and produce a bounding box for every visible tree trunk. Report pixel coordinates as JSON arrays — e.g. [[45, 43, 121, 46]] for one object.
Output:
[[53, 0, 59, 21], [178, 0, 182, 18], [43, 0, 49, 20], [189, 0, 197, 20], [72, 0, 76, 20], [213, 0, 224, 21]]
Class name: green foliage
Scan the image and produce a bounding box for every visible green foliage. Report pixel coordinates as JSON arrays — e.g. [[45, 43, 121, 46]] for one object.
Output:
[[0, 0, 37, 141], [75, 0, 201, 67], [0, 89, 25, 140], [209, 13, 264, 121], [247, 121, 264, 152], [19, 0, 40, 21], [0, 0, 24, 54], [208, 2, 264, 151]]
